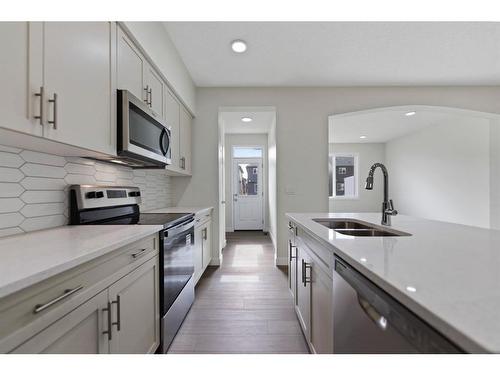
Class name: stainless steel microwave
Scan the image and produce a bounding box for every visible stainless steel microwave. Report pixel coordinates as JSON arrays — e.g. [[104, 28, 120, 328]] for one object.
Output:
[[117, 90, 171, 168]]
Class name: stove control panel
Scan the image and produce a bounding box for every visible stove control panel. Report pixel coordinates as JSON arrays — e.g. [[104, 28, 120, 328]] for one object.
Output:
[[70, 185, 142, 210]]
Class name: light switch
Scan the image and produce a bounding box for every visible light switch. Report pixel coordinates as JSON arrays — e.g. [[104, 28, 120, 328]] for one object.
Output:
[[285, 185, 296, 195]]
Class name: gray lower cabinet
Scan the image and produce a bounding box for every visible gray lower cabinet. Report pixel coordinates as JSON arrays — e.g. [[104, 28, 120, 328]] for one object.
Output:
[[295, 240, 311, 341], [108, 257, 160, 354], [11, 290, 109, 354], [290, 224, 334, 354], [2, 234, 160, 354]]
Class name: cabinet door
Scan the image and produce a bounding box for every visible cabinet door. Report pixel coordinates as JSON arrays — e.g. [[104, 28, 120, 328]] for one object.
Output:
[[202, 220, 212, 269], [165, 89, 181, 170], [288, 239, 298, 305], [108, 257, 160, 354], [43, 22, 114, 154], [117, 26, 146, 101], [194, 225, 204, 283], [11, 290, 109, 354], [0, 22, 43, 136], [310, 264, 333, 354], [295, 243, 311, 342], [145, 64, 164, 118], [179, 106, 192, 174]]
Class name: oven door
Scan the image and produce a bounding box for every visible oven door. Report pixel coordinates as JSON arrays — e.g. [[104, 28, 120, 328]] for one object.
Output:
[[161, 219, 195, 314], [118, 90, 171, 166]]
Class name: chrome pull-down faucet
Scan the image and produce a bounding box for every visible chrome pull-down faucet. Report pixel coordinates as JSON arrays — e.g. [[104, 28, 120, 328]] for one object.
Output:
[[365, 163, 398, 226]]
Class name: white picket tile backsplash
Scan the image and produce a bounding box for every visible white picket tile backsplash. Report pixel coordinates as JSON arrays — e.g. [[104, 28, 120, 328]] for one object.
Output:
[[0, 144, 173, 238]]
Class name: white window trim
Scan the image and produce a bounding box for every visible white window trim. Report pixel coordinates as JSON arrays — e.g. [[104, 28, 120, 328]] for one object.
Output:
[[330, 152, 359, 200]]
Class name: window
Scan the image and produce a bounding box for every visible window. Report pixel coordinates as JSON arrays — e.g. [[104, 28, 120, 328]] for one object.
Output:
[[329, 154, 358, 198], [233, 147, 262, 158]]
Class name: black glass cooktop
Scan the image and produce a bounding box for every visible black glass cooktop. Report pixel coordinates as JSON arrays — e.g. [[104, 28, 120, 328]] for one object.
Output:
[[137, 212, 194, 229]]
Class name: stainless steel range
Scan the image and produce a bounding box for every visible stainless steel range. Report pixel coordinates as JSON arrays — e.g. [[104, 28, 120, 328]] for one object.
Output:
[[69, 185, 195, 353]]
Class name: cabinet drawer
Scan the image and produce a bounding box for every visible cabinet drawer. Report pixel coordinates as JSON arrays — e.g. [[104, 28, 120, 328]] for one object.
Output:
[[195, 210, 212, 227], [0, 234, 157, 353]]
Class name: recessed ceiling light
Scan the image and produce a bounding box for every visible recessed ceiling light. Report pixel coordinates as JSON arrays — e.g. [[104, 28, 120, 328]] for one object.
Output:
[[359, 135, 367, 139], [360, 257, 367, 262], [241, 117, 253, 123], [406, 286, 417, 293], [231, 40, 247, 53], [405, 111, 416, 117]]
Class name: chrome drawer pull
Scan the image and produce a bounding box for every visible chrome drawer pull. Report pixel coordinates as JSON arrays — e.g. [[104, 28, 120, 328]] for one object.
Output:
[[48, 93, 57, 129], [33, 285, 83, 314], [131, 248, 147, 259]]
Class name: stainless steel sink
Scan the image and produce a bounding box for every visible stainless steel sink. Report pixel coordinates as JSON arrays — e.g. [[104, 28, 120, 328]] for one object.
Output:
[[312, 218, 411, 237]]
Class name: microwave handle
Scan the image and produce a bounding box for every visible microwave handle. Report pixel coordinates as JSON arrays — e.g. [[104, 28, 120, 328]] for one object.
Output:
[[159, 128, 168, 156]]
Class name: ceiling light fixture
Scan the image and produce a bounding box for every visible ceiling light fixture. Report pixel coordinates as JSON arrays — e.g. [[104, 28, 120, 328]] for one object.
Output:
[[231, 39, 247, 53], [359, 135, 367, 139], [405, 111, 416, 117], [241, 117, 253, 123], [406, 286, 417, 293]]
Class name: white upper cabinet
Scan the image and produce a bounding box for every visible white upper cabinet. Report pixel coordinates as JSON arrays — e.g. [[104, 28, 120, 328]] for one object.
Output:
[[41, 22, 115, 155], [0, 22, 43, 137], [179, 106, 192, 174], [117, 27, 146, 102], [145, 64, 164, 119], [165, 89, 181, 171]]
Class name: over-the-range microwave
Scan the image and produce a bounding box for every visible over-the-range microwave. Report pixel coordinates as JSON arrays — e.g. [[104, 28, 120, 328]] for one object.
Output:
[[115, 89, 172, 168]]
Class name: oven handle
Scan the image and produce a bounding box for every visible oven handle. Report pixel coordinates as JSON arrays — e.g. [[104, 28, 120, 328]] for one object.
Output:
[[165, 218, 195, 237]]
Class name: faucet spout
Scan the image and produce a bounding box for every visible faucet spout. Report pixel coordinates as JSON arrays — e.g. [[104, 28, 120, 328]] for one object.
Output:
[[365, 163, 398, 226]]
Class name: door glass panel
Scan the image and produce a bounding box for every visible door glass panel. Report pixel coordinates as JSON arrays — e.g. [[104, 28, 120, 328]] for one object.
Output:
[[233, 147, 263, 158], [237, 163, 258, 196]]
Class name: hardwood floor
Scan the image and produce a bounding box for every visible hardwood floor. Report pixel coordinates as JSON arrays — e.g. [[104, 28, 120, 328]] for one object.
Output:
[[168, 231, 309, 354]]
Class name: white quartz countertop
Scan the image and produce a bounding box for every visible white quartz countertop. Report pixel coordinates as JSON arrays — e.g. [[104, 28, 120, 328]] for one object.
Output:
[[286, 212, 500, 353], [0, 225, 162, 299], [144, 206, 213, 215]]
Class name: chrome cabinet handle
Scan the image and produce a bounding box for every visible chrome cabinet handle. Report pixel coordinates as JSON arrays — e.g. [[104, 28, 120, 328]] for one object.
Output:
[[148, 88, 152, 107], [33, 285, 83, 314], [301, 259, 312, 287], [131, 248, 147, 259], [102, 301, 112, 340], [180, 157, 185, 169], [112, 295, 121, 331], [143, 85, 149, 104], [34, 86, 44, 125], [289, 240, 297, 261], [203, 228, 207, 240], [48, 93, 57, 129]]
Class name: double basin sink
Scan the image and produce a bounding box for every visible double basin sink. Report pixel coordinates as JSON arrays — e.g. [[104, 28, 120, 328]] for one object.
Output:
[[313, 218, 411, 237]]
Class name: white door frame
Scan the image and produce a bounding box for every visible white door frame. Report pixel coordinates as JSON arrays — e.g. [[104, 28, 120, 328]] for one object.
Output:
[[231, 147, 265, 231]]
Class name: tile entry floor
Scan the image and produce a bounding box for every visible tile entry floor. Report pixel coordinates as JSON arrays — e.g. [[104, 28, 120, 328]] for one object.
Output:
[[168, 231, 309, 354]]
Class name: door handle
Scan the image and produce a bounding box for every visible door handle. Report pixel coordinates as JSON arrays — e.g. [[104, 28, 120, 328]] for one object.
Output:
[[34, 86, 44, 126], [111, 295, 121, 331], [289, 240, 297, 261], [48, 93, 57, 129], [301, 259, 312, 286], [102, 301, 112, 340]]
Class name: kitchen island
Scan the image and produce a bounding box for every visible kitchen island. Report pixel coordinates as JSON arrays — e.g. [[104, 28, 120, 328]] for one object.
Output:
[[286, 212, 500, 353]]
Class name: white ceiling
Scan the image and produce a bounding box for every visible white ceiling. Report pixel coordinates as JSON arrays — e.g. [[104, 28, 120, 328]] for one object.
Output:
[[329, 106, 490, 143], [222, 110, 275, 134], [164, 22, 500, 87]]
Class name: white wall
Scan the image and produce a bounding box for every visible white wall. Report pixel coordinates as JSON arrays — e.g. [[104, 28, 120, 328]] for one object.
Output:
[[329, 143, 385, 213], [490, 119, 500, 230], [268, 117, 278, 251], [385, 117, 490, 228], [122, 22, 196, 114], [224, 134, 268, 232], [171, 86, 500, 265]]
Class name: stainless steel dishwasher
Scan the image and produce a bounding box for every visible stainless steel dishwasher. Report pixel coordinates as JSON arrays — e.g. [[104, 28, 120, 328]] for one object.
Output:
[[333, 256, 463, 353]]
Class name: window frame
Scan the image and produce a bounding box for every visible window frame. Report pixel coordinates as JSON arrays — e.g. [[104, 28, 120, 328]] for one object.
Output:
[[329, 152, 360, 200]]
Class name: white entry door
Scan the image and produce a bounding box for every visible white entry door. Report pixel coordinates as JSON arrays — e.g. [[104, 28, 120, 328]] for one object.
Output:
[[233, 158, 263, 230]]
